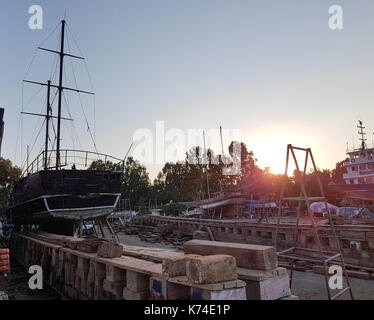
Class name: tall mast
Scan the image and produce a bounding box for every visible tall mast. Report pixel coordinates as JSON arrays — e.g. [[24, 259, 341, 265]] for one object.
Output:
[[357, 120, 367, 150], [23, 19, 94, 171], [56, 20, 66, 169], [44, 80, 51, 170]]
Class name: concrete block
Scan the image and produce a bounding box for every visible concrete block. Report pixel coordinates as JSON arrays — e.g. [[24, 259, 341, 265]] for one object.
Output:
[[150, 277, 190, 300], [126, 270, 149, 292], [244, 271, 291, 300], [184, 240, 277, 270], [77, 256, 89, 272], [123, 287, 149, 300], [98, 242, 123, 258], [64, 285, 79, 299], [190, 287, 246, 300], [162, 254, 201, 277], [279, 295, 300, 300], [106, 265, 126, 282], [103, 278, 126, 297], [93, 276, 105, 300], [186, 255, 237, 284]]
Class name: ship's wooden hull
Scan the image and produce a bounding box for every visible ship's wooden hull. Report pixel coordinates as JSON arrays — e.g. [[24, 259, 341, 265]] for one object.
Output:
[[8, 169, 122, 224]]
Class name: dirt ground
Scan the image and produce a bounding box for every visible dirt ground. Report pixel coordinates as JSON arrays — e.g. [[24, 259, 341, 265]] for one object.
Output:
[[0, 260, 60, 300], [117, 233, 181, 250], [290, 269, 374, 300]]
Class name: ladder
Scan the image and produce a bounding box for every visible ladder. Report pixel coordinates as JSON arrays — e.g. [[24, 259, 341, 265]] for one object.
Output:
[[274, 144, 354, 300]]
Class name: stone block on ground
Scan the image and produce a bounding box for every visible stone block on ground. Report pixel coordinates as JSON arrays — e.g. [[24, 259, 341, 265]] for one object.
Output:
[[103, 278, 126, 298], [186, 254, 237, 284], [123, 287, 149, 300], [190, 287, 246, 300], [184, 240, 277, 271], [106, 265, 126, 282], [243, 270, 291, 300], [162, 254, 201, 277], [126, 270, 150, 292], [98, 242, 123, 258], [150, 277, 190, 300]]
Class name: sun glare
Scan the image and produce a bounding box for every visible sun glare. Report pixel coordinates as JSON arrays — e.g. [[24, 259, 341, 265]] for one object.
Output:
[[247, 128, 316, 175]]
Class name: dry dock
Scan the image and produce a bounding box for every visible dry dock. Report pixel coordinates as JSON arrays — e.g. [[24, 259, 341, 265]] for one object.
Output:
[[8, 231, 297, 300]]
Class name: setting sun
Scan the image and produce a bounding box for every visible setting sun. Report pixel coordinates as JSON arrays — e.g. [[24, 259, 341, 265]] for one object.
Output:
[[246, 126, 321, 175]]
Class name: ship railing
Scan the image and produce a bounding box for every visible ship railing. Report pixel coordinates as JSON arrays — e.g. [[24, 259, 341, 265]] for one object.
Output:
[[23, 149, 124, 176]]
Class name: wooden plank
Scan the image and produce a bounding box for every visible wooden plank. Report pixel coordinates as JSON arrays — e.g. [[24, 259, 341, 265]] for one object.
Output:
[[184, 240, 278, 270]]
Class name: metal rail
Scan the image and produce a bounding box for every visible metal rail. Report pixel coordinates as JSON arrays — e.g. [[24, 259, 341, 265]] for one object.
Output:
[[23, 149, 124, 176]]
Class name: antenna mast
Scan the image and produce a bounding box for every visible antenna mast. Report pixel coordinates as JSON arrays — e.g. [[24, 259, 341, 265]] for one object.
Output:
[[357, 120, 367, 150], [203, 130, 210, 199], [220, 126, 224, 156]]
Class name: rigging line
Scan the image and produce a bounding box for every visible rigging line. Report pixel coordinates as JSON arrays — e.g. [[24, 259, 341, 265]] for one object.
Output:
[[13, 112, 22, 164], [39, 21, 61, 48], [50, 31, 62, 83], [14, 82, 25, 163], [23, 21, 61, 80], [66, 23, 97, 148], [66, 23, 95, 91], [24, 92, 48, 154], [20, 118, 46, 171], [66, 36, 98, 153], [50, 114, 57, 138], [49, 49, 59, 82], [62, 90, 82, 149], [23, 48, 38, 80], [48, 135, 57, 164], [17, 21, 60, 168], [22, 85, 44, 111]]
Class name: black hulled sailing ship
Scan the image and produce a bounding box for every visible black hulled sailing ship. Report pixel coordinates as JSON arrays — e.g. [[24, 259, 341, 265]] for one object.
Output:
[[8, 20, 122, 233]]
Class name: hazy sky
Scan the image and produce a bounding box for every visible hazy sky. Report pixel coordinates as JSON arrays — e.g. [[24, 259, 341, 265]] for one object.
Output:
[[2, 0, 374, 179]]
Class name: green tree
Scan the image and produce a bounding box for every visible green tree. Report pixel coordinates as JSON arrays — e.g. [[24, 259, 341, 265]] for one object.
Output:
[[331, 159, 348, 184], [88, 159, 123, 171], [121, 157, 150, 209], [0, 158, 22, 206]]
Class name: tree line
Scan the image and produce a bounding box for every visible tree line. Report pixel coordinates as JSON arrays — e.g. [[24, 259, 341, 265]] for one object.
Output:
[[0, 142, 348, 212]]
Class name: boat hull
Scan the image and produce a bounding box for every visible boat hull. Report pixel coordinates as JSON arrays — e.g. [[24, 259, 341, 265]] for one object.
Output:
[[328, 183, 374, 200], [8, 169, 122, 224], [9, 193, 120, 224]]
